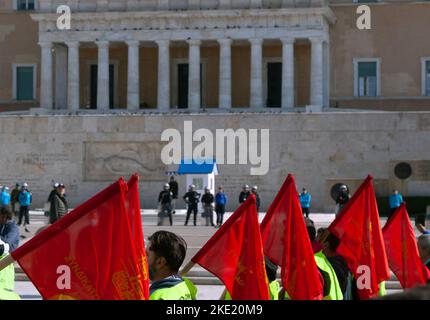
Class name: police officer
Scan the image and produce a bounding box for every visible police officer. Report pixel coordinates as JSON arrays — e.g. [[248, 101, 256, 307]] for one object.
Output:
[[201, 187, 215, 227], [158, 184, 173, 226], [239, 185, 251, 204], [251, 186, 261, 213], [183, 185, 200, 226], [147, 231, 197, 300], [335, 185, 350, 216]]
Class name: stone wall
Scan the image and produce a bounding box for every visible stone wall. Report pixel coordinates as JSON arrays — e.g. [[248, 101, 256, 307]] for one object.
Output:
[[0, 111, 429, 213]]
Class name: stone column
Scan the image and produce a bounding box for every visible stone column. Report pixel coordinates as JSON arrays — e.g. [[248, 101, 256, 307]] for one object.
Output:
[[250, 38, 263, 109], [127, 41, 140, 111], [188, 39, 201, 111], [156, 40, 170, 111], [39, 41, 53, 109], [218, 38, 232, 110], [310, 37, 324, 107], [66, 41, 80, 112], [96, 41, 110, 111], [55, 44, 68, 110], [281, 37, 295, 109]]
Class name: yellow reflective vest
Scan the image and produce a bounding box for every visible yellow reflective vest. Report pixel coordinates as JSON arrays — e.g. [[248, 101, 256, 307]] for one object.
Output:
[[149, 277, 197, 300], [225, 280, 280, 300], [314, 251, 343, 300], [0, 255, 20, 300]]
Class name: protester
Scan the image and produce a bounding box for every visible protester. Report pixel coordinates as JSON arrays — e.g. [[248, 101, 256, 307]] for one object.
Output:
[[265, 257, 281, 300], [215, 186, 227, 228], [0, 187, 11, 208], [18, 183, 31, 233], [417, 234, 430, 271], [147, 231, 197, 300], [183, 185, 200, 226], [299, 187, 311, 218], [0, 207, 20, 300], [388, 189, 403, 218], [335, 185, 350, 215], [251, 186, 261, 213], [158, 184, 173, 226], [238, 185, 251, 204], [168, 176, 179, 214], [49, 184, 68, 224], [201, 187, 215, 227], [417, 224, 430, 235], [10, 183, 20, 217]]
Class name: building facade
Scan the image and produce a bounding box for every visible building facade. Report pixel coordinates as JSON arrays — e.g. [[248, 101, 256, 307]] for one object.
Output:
[[1, 0, 430, 113]]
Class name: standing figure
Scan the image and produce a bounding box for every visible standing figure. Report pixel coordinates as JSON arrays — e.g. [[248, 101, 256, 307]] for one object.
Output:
[[183, 185, 200, 226], [388, 189, 403, 219], [299, 187, 312, 218], [10, 184, 20, 217], [168, 176, 179, 214], [18, 183, 31, 233], [49, 184, 68, 224], [251, 186, 261, 213], [0, 187, 11, 209], [335, 185, 350, 216], [158, 184, 173, 226], [215, 186, 228, 228], [239, 185, 251, 204], [201, 187, 215, 227]]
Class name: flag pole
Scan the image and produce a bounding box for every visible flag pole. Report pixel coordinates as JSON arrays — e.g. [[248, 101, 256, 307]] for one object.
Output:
[[0, 254, 15, 273], [180, 260, 195, 277], [219, 288, 227, 300]]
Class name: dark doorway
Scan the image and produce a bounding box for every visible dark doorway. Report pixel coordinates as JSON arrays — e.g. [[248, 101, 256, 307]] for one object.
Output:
[[177, 64, 189, 109], [90, 64, 115, 109], [267, 62, 282, 108]]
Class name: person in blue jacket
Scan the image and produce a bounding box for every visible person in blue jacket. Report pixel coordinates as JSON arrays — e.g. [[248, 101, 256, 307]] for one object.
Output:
[[0, 187, 11, 208], [215, 186, 228, 228], [18, 184, 31, 233], [299, 187, 312, 218], [388, 189, 403, 218]]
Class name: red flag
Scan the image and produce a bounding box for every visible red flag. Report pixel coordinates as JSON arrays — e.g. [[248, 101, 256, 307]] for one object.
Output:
[[328, 175, 390, 299], [382, 203, 430, 289], [192, 194, 270, 300], [260, 174, 323, 300], [126, 174, 150, 299], [11, 179, 146, 300]]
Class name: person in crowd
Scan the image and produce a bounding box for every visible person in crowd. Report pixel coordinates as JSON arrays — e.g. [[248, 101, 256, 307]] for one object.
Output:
[[49, 184, 68, 224], [158, 184, 173, 226], [239, 185, 251, 204], [388, 189, 403, 219], [0, 187, 11, 209], [417, 224, 430, 235], [18, 183, 31, 233], [0, 207, 20, 300], [215, 186, 227, 228], [147, 231, 197, 300], [251, 186, 261, 213], [201, 187, 215, 227], [183, 185, 200, 226], [335, 185, 350, 215], [417, 234, 430, 271], [168, 176, 179, 214], [10, 183, 20, 217], [307, 222, 323, 254], [299, 187, 312, 218]]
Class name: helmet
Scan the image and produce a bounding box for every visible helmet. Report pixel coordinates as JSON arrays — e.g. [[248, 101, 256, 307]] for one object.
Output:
[[23, 183, 28, 188], [164, 183, 170, 190], [204, 187, 210, 192], [189, 185, 196, 190], [53, 182, 60, 188], [252, 186, 258, 191], [243, 184, 249, 190]]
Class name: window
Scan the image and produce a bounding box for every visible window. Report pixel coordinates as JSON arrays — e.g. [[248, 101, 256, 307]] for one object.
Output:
[[423, 59, 430, 96], [354, 59, 380, 97], [16, 0, 35, 11], [13, 65, 36, 101]]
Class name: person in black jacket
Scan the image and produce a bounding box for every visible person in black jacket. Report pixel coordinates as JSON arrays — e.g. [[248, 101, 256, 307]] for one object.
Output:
[[183, 185, 200, 226], [201, 187, 215, 227], [251, 186, 261, 213], [335, 185, 350, 215], [168, 176, 179, 214], [239, 185, 251, 204], [158, 184, 173, 226], [49, 184, 68, 224]]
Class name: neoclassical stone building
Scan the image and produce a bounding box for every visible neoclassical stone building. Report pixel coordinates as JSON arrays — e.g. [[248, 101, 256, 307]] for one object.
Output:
[[1, 0, 430, 112]]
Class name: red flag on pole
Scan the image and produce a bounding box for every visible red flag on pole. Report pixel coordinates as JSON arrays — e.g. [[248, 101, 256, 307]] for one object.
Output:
[[126, 174, 150, 299], [11, 179, 147, 300], [328, 175, 390, 299], [260, 174, 323, 300], [382, 203, 430, 289], [191, 194, 270, 300]]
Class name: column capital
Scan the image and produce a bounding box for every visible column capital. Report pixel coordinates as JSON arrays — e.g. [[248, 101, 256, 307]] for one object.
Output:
[[309, 37, 324, 44], [155, 39, 170, 47], [65, 41, 80, 49], [187, 39, 201, 46], [281, 37, 296, 45], [249, 38, 263, 46], [126, 40, 140, 47], [38, 41, 53, 49], [95, 40, 110, 48], [218, 38, 232, 46]]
